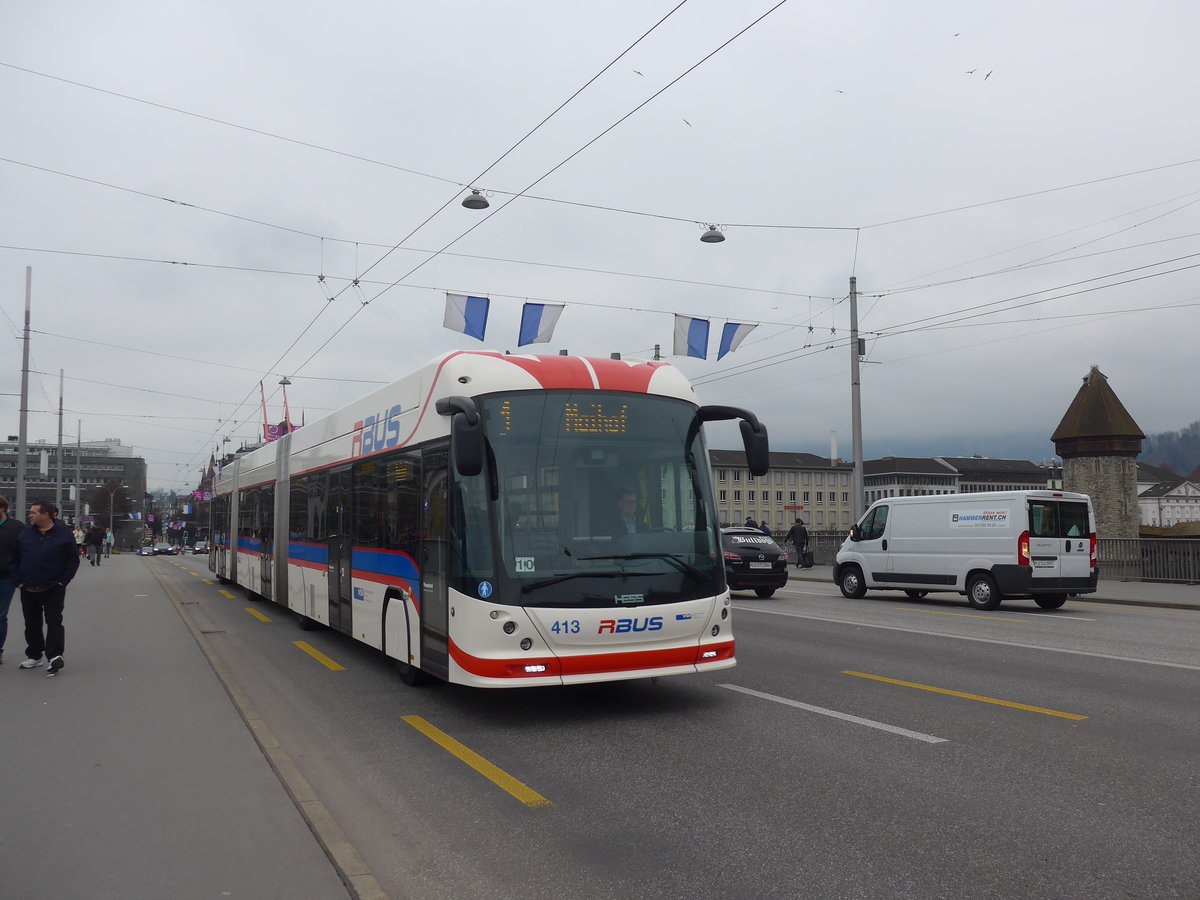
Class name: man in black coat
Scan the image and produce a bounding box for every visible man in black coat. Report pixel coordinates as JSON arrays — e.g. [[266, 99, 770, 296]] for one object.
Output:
[[15, 500, 80, 676], [785, 518, 809, 570]]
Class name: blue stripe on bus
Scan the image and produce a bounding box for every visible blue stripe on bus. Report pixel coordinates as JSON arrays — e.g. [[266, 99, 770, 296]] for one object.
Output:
[[289, 542, 329, 565], [352, 548, 419, 580]]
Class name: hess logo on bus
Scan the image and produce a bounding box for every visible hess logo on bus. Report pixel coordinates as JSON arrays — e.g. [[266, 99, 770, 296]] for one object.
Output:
[[351, 404, 404, 457], [597, 616, 663, 634]]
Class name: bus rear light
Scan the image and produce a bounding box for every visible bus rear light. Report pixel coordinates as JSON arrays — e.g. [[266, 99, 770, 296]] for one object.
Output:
[[1018, 530, 1030, 566]]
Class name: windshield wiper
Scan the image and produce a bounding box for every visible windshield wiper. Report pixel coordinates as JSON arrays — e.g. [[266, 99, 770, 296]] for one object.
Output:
[[521, 571, 622, 594], [578, 553, 707, 583]]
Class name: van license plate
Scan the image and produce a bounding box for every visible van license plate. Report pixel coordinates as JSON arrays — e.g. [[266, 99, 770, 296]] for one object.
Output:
[[749, 562, 772, 569], [1032, 559, 1054, 568]]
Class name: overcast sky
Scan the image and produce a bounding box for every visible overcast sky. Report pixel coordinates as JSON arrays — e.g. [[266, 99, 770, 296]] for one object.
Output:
[[4, 1, 1198, 491]]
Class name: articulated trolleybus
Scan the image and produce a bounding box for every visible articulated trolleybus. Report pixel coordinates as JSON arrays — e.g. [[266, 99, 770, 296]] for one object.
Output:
[[211, 351, 768, 687]]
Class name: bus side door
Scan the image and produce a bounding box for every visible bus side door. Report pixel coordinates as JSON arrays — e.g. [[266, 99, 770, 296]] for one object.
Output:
[[420, 447, 450, 680], [326, 467, 354, 635]]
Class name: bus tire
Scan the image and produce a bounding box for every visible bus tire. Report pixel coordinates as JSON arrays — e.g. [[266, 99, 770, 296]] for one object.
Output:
[[839, 566, 867, 599], [396, 658, 431, 686], [297, 613, 318, 631], [966, 573, 1001, 610], [1035, 593, 1068, 610]]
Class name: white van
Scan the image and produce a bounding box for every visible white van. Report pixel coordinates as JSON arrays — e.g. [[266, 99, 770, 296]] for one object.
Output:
[[833, 490, 1097, 610]]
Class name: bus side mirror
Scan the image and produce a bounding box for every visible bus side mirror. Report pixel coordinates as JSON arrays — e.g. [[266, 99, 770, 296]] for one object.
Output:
[[697, 405, 770, 477], [436, 396, 484, 477]]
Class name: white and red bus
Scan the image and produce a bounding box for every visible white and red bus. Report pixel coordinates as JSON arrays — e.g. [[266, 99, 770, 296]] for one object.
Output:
[[210, 351, 768, 687]]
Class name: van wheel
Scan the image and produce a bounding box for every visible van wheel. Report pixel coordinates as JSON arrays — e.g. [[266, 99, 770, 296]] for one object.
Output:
[[839, 566, 867, 599], [904, 590, 928, 599], [754, 588, 776, 598], [1035, 594, 1068, 610], [966, 573, 1001, 610]]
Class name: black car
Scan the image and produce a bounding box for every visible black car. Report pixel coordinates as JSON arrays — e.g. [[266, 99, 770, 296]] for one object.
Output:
[[721, 527, 789, 598]]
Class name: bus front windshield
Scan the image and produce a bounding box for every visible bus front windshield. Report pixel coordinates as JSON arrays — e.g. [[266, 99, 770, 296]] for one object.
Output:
[[471, 390, 722, 607]]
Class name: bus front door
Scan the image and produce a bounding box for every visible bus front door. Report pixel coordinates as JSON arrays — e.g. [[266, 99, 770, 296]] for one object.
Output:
[[420, 448, 450, 680], [326, 467, 353, 635]]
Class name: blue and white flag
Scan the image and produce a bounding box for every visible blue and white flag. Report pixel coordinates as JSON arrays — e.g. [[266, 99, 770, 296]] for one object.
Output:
[[717, 322, 757, 360], [443, 293, 490, 341], [673, 314, 710, 359], [518, 302, 565, 346]]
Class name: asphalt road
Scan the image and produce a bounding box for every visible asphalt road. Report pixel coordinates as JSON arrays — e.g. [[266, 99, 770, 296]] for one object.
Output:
[[152, 558, 1200, 899]]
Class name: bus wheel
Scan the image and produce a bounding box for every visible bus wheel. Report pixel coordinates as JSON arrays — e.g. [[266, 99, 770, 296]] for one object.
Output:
[[904, 590, 928, 599], [395, 659, 431, 686], [966, 573, 1001, 610], [1035, 594, 1068, 610], [839, 566, 867, 599], [297, 614, 318, 631]]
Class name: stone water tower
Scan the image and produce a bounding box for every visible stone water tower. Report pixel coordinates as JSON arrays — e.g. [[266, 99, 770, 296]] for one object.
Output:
[[1051, 366, 1144, 539]]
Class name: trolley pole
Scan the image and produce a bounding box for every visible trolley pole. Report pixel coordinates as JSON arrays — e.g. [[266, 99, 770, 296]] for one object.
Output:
[[16, 267, 32, 520], [849, 276, 864, 522]]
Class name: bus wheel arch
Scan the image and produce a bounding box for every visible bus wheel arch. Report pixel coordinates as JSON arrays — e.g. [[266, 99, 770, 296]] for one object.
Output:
[[384, 589, 430, 686]]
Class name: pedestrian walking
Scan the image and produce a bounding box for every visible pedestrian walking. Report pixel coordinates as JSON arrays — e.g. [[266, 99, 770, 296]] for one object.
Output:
[[785, 517, 809, 570], [104, 528, 114, 558], [85, 523, 106, 566], [15, 500, 80, 676], [0, 495, 24, 666], [758, 520, 772, 536], [74, 524, 86, 559]]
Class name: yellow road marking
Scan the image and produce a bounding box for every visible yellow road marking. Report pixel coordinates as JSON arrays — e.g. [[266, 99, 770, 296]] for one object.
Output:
[[842, 670, 1088, 720], [245, 607, 271, 623], [202, 579, 214, 584], [403, 715, 553, 808], [218, 589, 236, 599], [293, 641, 345, 671], [188, 571, 200, 576], [895, 607, 1024, 623]]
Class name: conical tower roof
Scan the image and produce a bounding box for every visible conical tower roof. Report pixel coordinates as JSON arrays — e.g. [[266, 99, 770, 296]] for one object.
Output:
[[1052, 366, 1144, 458]]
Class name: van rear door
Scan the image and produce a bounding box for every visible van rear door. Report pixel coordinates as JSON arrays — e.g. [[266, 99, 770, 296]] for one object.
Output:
[[1027, 498, 1092, 585]]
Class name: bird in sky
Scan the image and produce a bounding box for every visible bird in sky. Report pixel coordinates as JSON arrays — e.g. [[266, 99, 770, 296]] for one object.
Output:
[[682, 118, 693, 126], [985, 70, 993, 80], [835, 89, 846, 94], [966, 68, 977, 74], [633, 69, 644, 76]]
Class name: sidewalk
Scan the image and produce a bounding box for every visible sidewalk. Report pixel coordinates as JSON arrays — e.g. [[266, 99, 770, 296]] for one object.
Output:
[[0, 554, 352, 900], [788, 565, 1200, 610]]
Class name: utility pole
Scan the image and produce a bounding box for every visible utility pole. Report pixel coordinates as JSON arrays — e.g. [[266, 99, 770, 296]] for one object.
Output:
[[75, 420, 82, 524], [16, 267, 32, 519], [849, 276, 864, 522], [56, 369, 64, 513]]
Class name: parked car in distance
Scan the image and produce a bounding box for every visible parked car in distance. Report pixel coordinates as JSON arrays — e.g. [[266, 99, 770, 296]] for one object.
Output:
[[721, 526, 789, 598], [153, 542, 177, 555], [137, 545, 156, 557], [191, 541, 209, 554]]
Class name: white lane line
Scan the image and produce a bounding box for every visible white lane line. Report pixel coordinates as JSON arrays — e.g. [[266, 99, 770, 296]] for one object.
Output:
[[733, 605, 1200, 671], [719, 683, 949, 744]]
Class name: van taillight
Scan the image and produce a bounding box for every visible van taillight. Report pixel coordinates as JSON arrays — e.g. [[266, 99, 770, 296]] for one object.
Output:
[[1089, 533, 1097, 567], [1018, 530, 1030, 566]]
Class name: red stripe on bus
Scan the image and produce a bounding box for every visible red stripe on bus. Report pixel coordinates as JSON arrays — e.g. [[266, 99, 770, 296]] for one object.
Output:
[[448, 639, 735, 679]]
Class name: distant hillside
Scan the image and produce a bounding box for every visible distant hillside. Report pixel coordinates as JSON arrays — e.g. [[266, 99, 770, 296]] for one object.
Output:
[[1141, 420, 1200, 478]]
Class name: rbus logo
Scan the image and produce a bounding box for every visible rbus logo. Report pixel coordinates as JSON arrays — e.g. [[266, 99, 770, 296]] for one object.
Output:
[[598, 617, 663, 634], [351, 404, 404, 457]]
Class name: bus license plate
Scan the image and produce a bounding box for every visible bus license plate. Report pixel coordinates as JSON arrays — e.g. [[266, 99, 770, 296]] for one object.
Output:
[[749, 562, 772, 569]]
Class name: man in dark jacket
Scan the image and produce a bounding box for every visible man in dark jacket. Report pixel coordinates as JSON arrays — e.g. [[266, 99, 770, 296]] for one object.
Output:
[[785, 518, 809, 570], [0, 495, 25, 666], [85, 523, 106, 566], [15, 500, 80, 676]]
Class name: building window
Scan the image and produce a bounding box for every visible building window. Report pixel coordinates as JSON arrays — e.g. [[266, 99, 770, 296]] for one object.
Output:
[[775, 471, 783, 485], [802, 472, 811, 485], [816, 511, 825, 525], [789, 491, 797, 503], [719, 469, 727, 483], [815, 472, 824, 486], [733, 471, 742, 482], [748, 490, 756, 502], [788, 472, 797, 485], [816, 492, 824, 504], [802, 492, 810, 504], [776, 491, 783, 503], [842, 492, 849, 503], [733, 490, 741, 502], [719, 490, 726, 502]]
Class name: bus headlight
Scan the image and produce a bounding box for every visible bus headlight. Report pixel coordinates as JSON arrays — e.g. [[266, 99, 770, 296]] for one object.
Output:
[[711, 625, 720, 636], [503, 621, 516, 634], [520, 637, 533, 650], [721, 607, 728, 619]]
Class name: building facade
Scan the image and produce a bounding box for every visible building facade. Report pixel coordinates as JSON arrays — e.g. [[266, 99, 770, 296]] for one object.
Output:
[[863, 457, 959, 504], [1139, 479, 1200, 528], [710, 450, 854, 534], [936, 456, 1049, 493], [0, 437, 148, 548]]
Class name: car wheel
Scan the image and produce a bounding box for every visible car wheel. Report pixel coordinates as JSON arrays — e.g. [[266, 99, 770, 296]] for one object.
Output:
[[904, 590, 928, 599], [965, 573, 1001, 610], [839, 566, 867, 599], [1034, 593, 1068, 610], [754, 588, 776, 598]]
